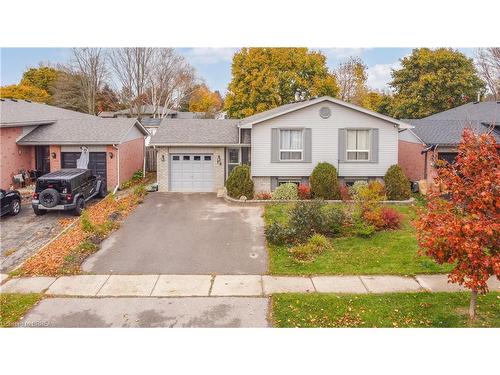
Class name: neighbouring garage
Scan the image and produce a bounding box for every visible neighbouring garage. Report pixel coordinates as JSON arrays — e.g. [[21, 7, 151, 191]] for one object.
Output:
[[170, 154, 214, 192], [61, 152, 107, 180]]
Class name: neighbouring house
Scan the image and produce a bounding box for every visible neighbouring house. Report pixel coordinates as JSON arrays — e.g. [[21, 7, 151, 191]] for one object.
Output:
[[150, 96, 412, 193], [398, 101, 500, 183], [99, 105, 203, 120], [0, 99, 149, 190]]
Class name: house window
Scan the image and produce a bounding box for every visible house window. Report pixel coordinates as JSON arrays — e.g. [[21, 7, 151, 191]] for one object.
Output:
[[227, 148, 240, 176], [346, 129, 370, 161], [280, 129, 303, 160]]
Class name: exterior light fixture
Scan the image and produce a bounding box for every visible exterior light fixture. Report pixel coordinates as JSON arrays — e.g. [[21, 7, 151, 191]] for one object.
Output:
[[109, 152, 114, 159], [161, 154, 165, 162], [51, 152, 57, 159], [217, 155, 221, 165]]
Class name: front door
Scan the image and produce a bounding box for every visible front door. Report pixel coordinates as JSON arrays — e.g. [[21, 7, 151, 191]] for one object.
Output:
[[35, 146, 50, 175]]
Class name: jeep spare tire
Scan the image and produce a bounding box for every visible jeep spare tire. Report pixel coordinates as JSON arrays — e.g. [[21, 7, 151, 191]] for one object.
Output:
[[39, 188, 60, 208]]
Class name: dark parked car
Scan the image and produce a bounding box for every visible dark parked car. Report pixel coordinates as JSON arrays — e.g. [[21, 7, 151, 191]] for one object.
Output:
[[0, 189, 22, 217], [32, 169, 106, 216]]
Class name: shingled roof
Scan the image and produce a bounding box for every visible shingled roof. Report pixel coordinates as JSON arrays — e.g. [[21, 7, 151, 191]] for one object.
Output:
[[405, 101, 500, 145], [150, 119, 240, 145]]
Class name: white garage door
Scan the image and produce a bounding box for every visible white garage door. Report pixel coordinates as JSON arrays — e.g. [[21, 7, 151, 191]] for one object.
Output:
[[170, 154, 214, 192]]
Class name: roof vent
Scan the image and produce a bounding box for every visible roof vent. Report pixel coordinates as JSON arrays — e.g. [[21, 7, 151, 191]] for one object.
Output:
[[319, 106, 331, 119], [10, 98, 18, 102]]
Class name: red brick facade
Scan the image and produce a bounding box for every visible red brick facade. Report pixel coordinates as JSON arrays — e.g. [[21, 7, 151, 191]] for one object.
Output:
[[118, 137, 145, 185], [0, 127, 35, 188], [49, 145, 61, 172], [398, 140, 426, 182]]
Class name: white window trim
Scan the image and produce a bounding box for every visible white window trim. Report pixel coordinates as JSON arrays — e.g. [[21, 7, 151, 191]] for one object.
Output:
[[279, 129, 304, 161], [346, 129, 371, 162], [227, 148, 241, 178]]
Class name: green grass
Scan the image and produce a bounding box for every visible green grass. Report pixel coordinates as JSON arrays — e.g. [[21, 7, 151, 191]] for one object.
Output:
[[264, 203, 452, 276], [272, 292, 500, 328], [0, 293, 43, 327]]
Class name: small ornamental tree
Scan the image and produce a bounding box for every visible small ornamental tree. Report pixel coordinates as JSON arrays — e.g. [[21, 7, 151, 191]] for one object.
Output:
[[226, 165, 254, 199], [415, 128, 500, 319], [310, 162, 340, 200], [384, 164, 411, 200]]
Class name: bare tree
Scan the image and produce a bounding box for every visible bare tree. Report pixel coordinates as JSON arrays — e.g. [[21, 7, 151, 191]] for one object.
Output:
[[71, 48, 107, 115], [476, 48, 500, 100], [334, 56, 368, 105], [51, 66, 87, 113], [108, 48, 155, 118], [147, 48, 196, 118]]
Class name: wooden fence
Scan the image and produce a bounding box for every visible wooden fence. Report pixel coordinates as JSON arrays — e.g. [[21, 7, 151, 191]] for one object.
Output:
[[145, 148, 157, 172]]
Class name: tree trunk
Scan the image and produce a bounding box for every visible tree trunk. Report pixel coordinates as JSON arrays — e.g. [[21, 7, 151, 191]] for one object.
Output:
[[469, 289, 478, 320]]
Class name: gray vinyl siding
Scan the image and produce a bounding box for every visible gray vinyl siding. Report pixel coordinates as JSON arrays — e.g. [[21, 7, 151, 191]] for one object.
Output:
[[251, 101, 399, 177]]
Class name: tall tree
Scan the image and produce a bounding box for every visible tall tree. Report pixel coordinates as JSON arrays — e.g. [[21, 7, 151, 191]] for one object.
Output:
[[109, 48, 155, 118], [71, 48, 107, 115], [334, 56, 368, 105], [188, 84, 224, 116], [389, 48, 485, 119], [20, 66, 59, 100], [415, 129, 499, 319], [96, 84, 122, 113], [224, 48, 339, 118], [51, 69, 87, 113], [0, 84, 50, 103], [476, 48, 500, 100], [361, 90, 393, 116]]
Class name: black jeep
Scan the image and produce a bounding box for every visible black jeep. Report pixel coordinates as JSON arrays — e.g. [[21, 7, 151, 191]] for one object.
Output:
[[32, 169, 106, 216]]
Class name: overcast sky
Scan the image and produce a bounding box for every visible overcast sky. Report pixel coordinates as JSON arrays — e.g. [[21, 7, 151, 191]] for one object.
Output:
[[0, 47, 476, 94]]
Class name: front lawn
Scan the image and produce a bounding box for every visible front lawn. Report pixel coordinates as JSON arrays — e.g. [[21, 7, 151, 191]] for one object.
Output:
[[265, 204, 452, 275], [272, 292, 500, 328], [0, 293, 43, 327]]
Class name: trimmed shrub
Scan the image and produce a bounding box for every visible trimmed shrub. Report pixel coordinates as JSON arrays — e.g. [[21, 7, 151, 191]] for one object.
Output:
[[356, 181, 386, 211], [339, 184, 351, 201], [265, 222, 295, 245], [309, 162, 340, 199], [384, 165, 411, 200], [289, 200, 326, 242], [255, 192, 272, 200], [380, 207, 403, 229], [298, 184, 311, 200], [362, 208, 385, 230], [288, 234, 332, 262], [321, 206, 345, 236], [353, 219, 376, 238], [272, 183, 298, 200], [226, 164, 254, 199]]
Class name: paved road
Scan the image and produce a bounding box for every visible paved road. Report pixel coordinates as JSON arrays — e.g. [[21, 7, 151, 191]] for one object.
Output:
[[20, 297, 269, 327], [82, 193, 268, 274], [0, 202, 74, 272]]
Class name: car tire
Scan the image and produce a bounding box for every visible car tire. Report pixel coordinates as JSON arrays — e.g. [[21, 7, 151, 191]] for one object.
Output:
[[33, 206, 46, 216], [97, 181, 107, 198], [9, 199, 21, 216], [73, 197, 85, 216], [39, 188, 60, 208]]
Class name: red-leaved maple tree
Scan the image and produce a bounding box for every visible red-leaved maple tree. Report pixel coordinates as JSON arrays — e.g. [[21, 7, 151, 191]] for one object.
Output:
[[415, 128, 500, 319]]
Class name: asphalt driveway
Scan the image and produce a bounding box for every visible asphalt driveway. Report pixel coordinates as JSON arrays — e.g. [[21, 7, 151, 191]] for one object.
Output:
[[82, 193, 267, 274]]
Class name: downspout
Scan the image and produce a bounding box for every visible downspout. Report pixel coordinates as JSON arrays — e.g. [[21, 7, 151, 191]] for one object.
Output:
[[112, 144, 120, 194], [142, 135, 146, 181]]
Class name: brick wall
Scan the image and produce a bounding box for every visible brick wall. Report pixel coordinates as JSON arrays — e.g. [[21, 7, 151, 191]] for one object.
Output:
[[398, 140, 426, 182], [0, 127, 35, 188], [106, 145, 118, 190], [49, 145, 61, 172], [118, 137, 144, 186]]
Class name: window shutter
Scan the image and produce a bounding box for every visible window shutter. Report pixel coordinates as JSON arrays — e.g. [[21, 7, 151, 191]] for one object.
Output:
[[371, 129, 379, 163], [338, 129, 346, 162], [303, 128, 312, 162], [271, 128, 279, 163]]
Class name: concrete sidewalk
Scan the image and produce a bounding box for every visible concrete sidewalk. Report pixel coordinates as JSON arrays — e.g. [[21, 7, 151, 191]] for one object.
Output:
[[2, 274, 499, 297]]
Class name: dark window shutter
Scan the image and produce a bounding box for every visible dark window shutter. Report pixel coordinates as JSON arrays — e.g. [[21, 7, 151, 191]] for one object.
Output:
[[271, 128, 279, 163], [338, 129, 346, 162], [371, 129, 379, 163], [304, 128, 312, 162]]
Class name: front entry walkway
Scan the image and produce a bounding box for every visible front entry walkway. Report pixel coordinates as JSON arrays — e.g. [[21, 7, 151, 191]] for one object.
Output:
[[3, 274, 498, 297]]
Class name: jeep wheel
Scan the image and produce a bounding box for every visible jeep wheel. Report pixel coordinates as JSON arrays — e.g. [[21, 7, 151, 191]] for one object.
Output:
[[33, 206, 46, 216], [73, 197, 85, 216], [9, 199, 21, 216], [39, 188, 59, 208]]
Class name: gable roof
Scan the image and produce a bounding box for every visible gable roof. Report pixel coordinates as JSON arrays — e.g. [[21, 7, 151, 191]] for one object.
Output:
[[150, 119, 240, 145], [17, 117, 148, 145], [0, 98, 92, 127], [404, 101, 500, 145], [0, 99, 148, 145], [239, 96, 413, 129]]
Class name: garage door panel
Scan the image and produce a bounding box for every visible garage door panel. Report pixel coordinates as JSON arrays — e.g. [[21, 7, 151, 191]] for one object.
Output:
[[170, 154, 214, 192], [62, 152, 107, 181]]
